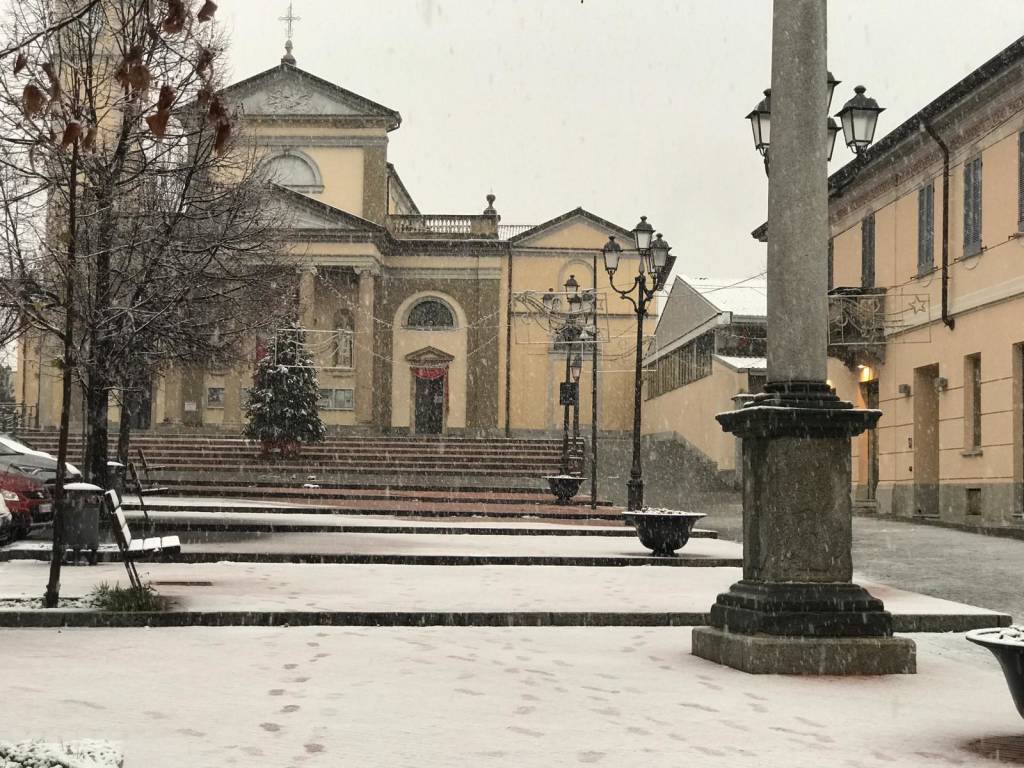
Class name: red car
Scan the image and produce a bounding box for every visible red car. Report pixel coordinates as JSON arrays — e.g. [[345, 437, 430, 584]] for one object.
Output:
[[0, 471, 52, 539]]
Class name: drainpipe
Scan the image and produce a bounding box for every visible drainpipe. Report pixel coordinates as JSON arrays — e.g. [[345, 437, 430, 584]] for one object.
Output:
[[921, 119, 955, 330]]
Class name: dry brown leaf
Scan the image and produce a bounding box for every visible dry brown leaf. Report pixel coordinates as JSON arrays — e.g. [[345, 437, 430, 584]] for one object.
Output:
[[157, 84, 176, 110], [146, 109, 170, 138], [13, 53, 27, 75], [197, 0, 217, 22], [60, 120, 82, 149], [214, 121, 231, 154], [22, 83, 46, 117]]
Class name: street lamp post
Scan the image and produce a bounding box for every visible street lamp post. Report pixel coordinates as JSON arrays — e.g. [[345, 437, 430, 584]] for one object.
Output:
[[603, 222, 672, 511], [558, 275, 581, 476], [693, 0, 914, 676]]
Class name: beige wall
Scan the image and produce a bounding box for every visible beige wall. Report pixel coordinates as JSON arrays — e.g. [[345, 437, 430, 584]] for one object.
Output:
[[641, 358, 753, 472]]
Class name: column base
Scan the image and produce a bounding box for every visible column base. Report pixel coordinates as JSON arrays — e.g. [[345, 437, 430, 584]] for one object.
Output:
[[692, 626, 916, 675], [709, 579, 894, 637]]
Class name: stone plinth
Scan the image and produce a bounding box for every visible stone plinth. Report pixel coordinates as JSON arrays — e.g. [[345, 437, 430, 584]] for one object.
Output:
[[694, 382, 917, 675], [692, 627, 917, 675]]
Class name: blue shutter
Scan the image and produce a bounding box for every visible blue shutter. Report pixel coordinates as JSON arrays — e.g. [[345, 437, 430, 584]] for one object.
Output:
[[861, 213, 875, 289], [964, 157, 982, 254], [918, 182, 934, 276], [1019, 131, 1024, 231], [827, 238, 834, 291]]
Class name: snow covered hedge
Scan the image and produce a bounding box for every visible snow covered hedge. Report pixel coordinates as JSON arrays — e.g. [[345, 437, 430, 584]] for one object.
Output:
[[0, 740, 123, 768]]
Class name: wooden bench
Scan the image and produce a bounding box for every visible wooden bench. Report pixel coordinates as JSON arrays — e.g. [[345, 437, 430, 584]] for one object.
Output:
[[103, 489, 181, 589], [134, 450, 169, 495]]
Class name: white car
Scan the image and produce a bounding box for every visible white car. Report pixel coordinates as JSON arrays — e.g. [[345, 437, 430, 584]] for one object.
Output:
[[0, 434, 81, 481]]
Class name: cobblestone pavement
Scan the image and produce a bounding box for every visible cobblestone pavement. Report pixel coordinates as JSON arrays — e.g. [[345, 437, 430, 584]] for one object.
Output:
[[705, 505, 1024, 622]]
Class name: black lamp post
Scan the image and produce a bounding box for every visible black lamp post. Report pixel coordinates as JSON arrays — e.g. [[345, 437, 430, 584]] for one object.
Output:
[[603, 221, 671, 511], [558, 275, 581, 475]]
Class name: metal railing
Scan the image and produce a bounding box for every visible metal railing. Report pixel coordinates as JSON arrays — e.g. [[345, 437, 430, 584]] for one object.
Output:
[[0, 403, 37, 434]]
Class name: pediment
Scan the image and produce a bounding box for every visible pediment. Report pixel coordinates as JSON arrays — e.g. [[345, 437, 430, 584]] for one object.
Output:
[[509, 208, 634, 249], [270, 185, 384, 233], [223, 64, 401, 128], [405, 346, 455, 365]]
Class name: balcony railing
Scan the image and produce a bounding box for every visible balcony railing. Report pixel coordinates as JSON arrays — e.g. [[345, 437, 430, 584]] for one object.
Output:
[[828, 287, 887, 367], [388, 214, 499, 239]]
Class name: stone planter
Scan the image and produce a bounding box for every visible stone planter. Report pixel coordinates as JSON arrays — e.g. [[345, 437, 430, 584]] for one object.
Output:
[[967, 627, 1024, 718], [545, 475, 584, 504], [623, 508, 707, 557]]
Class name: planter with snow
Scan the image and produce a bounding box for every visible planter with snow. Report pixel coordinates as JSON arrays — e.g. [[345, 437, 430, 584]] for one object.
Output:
[[545, 474, 584, 504], [623, 508, 707, 557], [967, 626, 1024, 718]]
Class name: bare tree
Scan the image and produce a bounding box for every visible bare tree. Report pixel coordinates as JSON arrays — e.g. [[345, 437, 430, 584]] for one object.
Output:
[[0, 0, 292, 606]]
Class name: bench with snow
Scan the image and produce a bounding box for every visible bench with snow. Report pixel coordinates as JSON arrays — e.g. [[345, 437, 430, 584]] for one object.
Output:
[[103, 489, 181, 588]]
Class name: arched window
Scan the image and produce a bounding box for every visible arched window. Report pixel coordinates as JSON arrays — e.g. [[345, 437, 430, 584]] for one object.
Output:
[[406, 299, 455, 329], [333, 310, 354, 368], [260, 150, 323, 192]]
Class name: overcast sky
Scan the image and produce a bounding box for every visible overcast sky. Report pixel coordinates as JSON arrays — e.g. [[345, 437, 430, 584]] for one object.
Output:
[[216, 1, 1024, 281]]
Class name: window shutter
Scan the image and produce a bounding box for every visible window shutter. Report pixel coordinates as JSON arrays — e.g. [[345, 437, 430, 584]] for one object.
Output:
[[827, 238, 834, 292], [974, 156, 983, 248], [861, 213, 875, 289], [918, 182, 934, 275], [964, 157, 982, 253], [1019, 131, 1024, 231]]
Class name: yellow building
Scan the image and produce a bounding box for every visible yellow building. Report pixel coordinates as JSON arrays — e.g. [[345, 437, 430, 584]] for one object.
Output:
[[641, 275, 767, 485], [757, 35, 1024, 524], [17, 53, 658, 438]]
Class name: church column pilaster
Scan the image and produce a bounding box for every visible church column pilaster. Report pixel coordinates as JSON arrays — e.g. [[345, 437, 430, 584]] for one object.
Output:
[[356, 268, 375, 425], [298, 265, 317, 330]]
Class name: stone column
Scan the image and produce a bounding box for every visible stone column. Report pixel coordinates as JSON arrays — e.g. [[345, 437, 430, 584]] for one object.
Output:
[[692, 0, 915, 676], [355, 269, 375, 425], [298, 265, 317, 331]]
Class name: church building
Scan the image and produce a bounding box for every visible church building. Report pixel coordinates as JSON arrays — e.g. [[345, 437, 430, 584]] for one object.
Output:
[[17, 44, 664, 438]]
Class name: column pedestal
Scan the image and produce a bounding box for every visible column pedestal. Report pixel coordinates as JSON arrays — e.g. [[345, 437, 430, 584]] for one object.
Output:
[[692, 382, 916, 675]]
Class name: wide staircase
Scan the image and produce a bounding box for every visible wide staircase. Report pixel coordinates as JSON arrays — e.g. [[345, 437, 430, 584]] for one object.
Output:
[[17, 430, 610, 520]]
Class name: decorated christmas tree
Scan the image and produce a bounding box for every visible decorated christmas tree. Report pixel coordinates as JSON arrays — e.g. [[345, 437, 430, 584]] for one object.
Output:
[[243, 325, 326, 456]]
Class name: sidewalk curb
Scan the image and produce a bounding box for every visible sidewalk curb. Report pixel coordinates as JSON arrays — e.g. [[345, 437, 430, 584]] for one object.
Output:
[[0, 550, 742, 568], [0, 609, 1006, 632]]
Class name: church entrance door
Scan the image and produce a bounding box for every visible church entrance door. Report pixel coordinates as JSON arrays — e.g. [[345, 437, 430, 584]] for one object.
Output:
[[414, 374, 445, 435]]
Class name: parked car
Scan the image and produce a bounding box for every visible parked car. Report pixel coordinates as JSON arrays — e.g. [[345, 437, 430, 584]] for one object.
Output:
[[0, 433, 81, 483], [0, 470, 52, 539], [0, 495, 12, 545]]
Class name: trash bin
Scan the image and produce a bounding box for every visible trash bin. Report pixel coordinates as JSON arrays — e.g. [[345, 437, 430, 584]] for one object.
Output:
[[63, 482, 103, 566]]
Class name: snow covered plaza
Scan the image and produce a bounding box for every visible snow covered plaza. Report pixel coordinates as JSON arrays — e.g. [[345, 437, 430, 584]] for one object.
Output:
[[3, 508, 1024, 766]]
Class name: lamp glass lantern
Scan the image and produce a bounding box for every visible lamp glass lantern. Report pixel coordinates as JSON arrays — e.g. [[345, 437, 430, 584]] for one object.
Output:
[[836, 85, 885, 154], [633, 216, 654, 252], [826, 117, 840, 161], [826, 70, 840, 112], [648, 233, 670, 279], [569, 348, 583, 382], [602, 236, 623, 274], [746, 88, 771, 155]]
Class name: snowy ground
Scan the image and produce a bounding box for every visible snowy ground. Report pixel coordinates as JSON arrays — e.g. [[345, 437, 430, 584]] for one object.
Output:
[[1, 626, 1019, 767], [0, 560, 1008, 623]]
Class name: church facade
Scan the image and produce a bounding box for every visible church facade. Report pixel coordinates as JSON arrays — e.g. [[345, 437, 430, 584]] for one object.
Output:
[[17, 57, 660, 437]]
